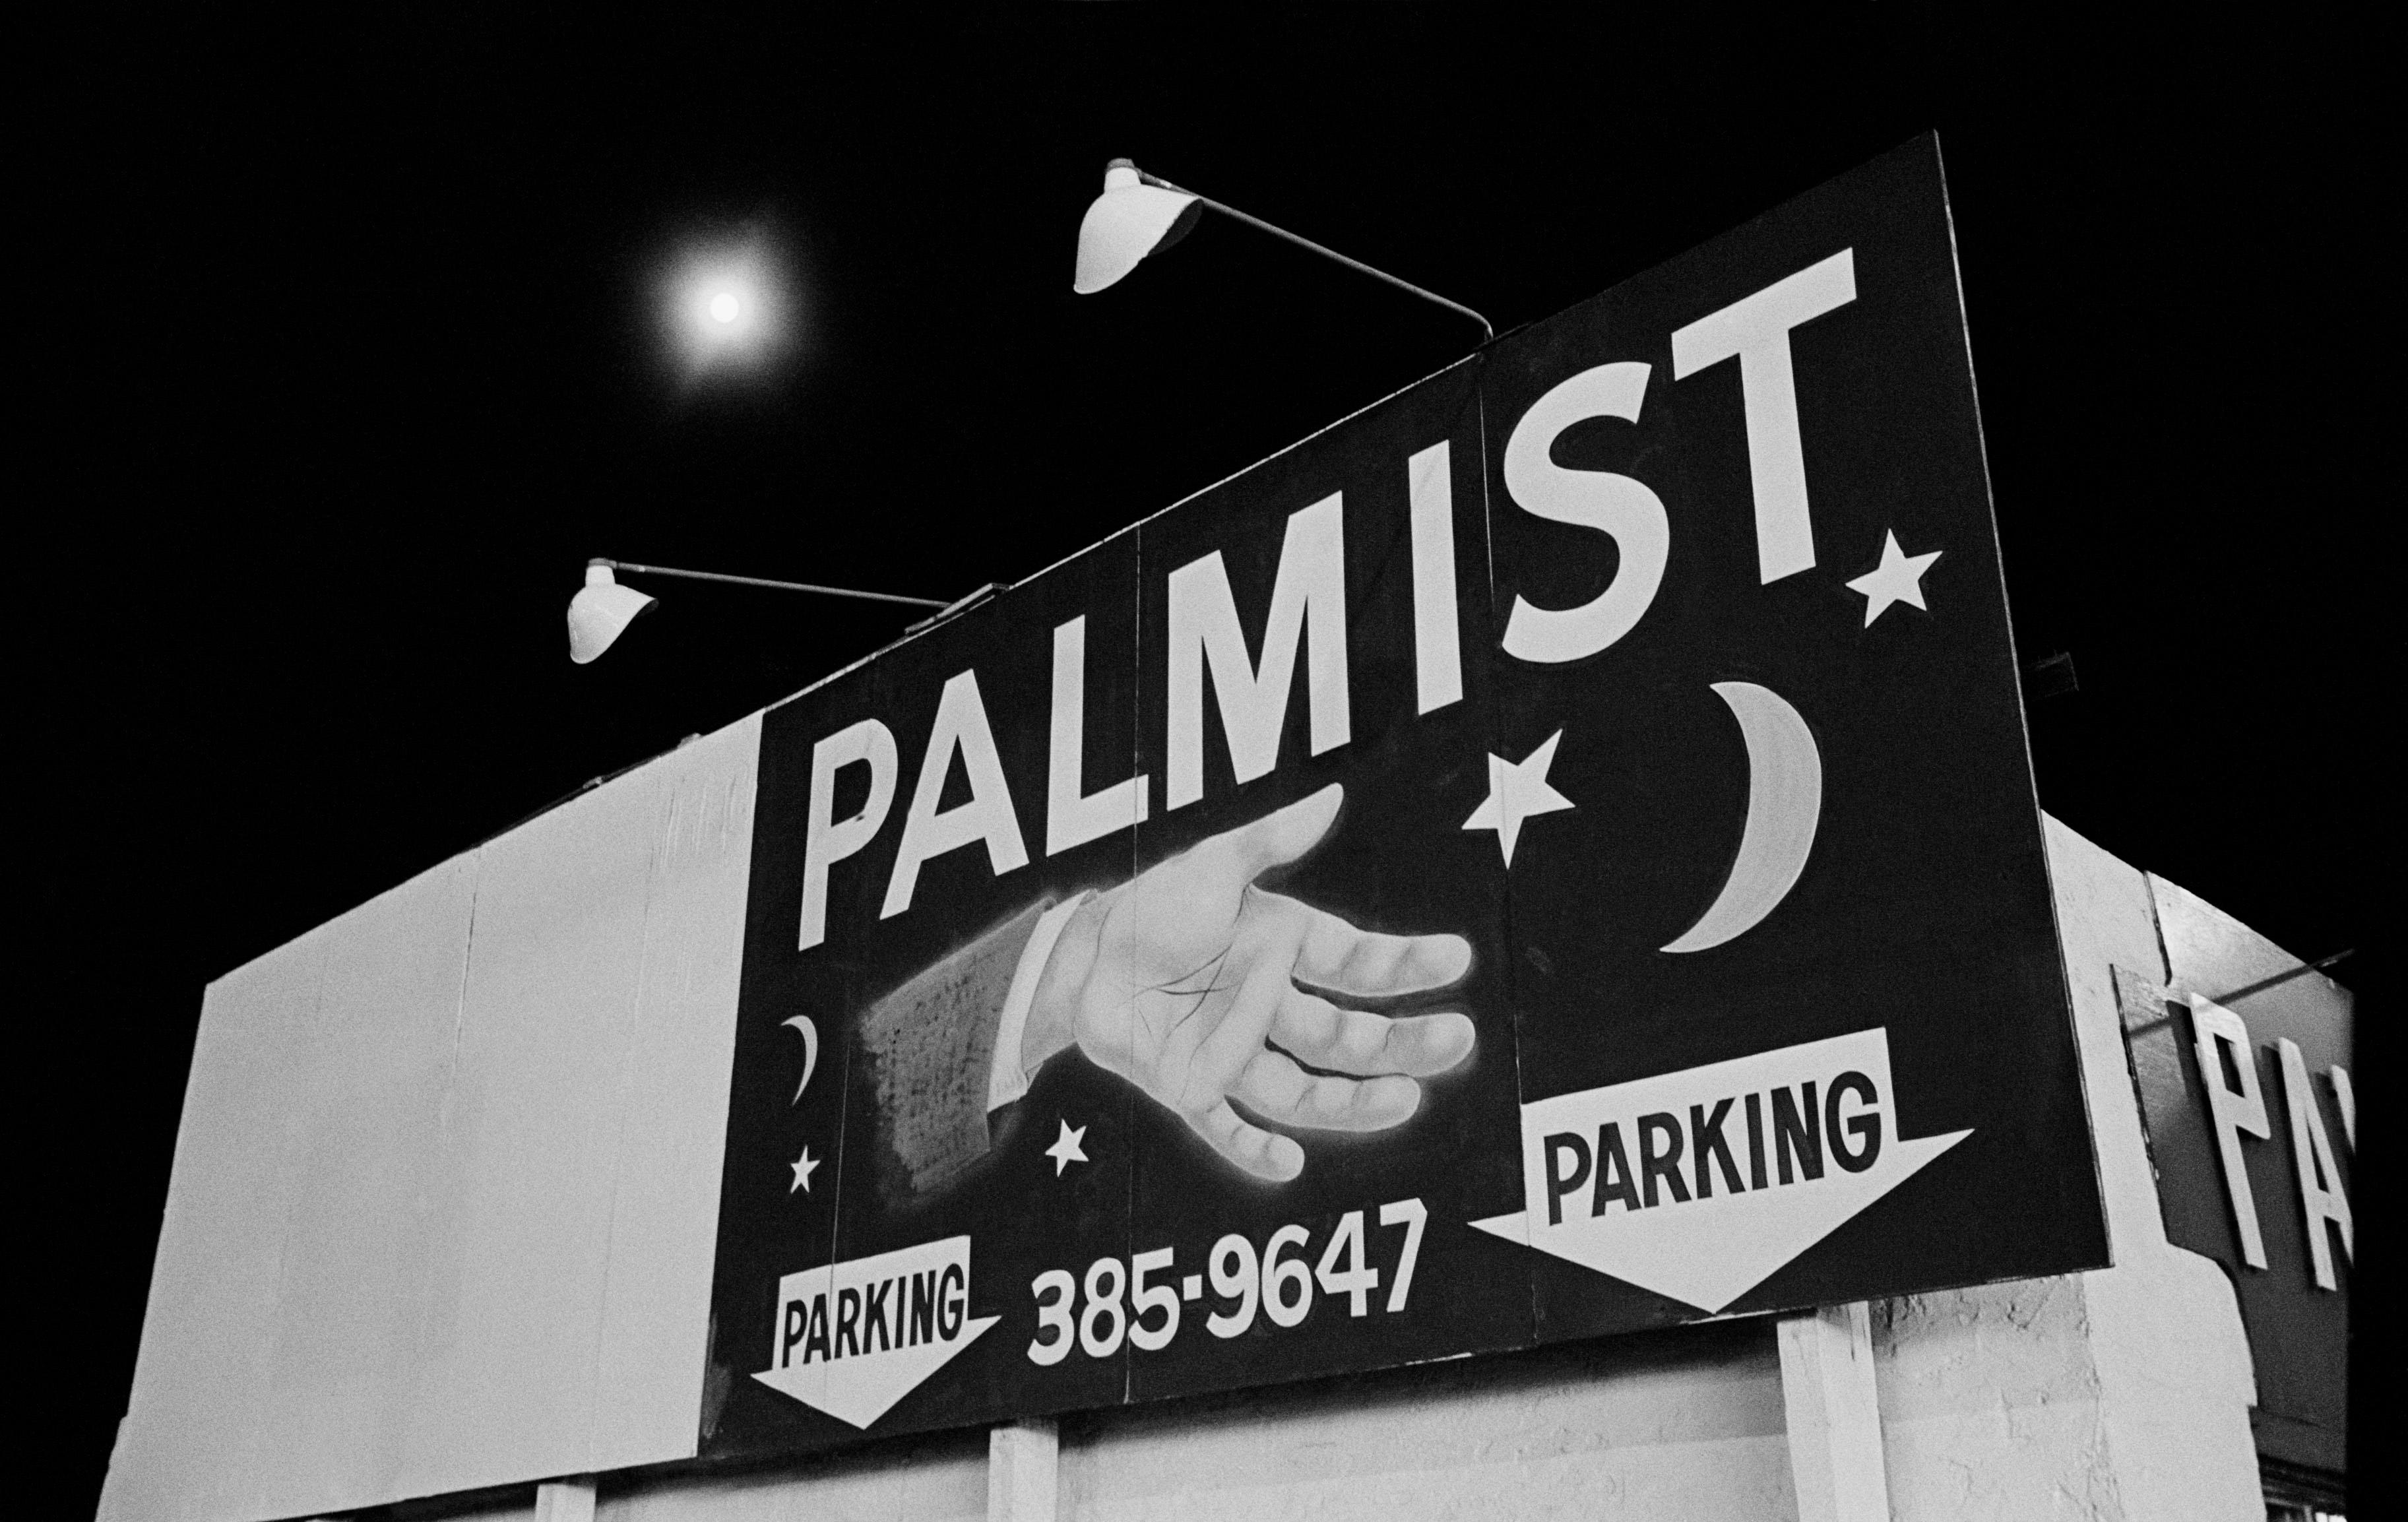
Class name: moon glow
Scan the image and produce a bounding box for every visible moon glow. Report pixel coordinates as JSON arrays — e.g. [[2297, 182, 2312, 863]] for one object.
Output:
[[782, 1015, 819, 1102], [1661, 682, 1822, 954], [656, 233, 791, 379]]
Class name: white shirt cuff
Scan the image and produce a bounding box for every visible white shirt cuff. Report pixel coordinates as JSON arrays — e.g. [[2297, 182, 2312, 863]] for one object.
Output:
[[986, 893, 1090, 1112]]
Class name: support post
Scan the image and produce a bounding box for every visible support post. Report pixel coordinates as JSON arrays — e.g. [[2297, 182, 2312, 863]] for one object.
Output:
[[1779, 1302, 1891, 1522], [533, 1476, 596, 1522], [988, 1416, 1060, 1522]]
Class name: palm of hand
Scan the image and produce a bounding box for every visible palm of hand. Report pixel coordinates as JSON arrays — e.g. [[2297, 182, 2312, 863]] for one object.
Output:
[[1075, 874, 1303, 1114], [1058, 785, 1477, 1182]]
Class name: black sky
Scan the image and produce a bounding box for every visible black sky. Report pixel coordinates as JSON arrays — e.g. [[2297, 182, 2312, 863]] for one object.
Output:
[[59, 5, 2382, 1509]]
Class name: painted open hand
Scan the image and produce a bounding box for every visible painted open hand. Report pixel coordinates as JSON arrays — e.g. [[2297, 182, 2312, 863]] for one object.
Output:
[[1021, 784, 1476, 1182]]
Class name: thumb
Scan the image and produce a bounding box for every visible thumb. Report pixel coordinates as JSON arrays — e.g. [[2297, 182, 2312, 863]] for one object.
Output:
[[1224, 784, 1344, 882]]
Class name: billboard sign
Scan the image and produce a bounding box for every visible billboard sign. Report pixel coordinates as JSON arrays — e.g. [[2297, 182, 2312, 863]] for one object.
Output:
[[701, 136, 2108, 1458]]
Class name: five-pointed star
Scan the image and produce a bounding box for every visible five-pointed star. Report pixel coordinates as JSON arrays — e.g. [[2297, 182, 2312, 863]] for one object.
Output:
[[788, 1145, 820, 1195], [1045, 1119, 1089, 1177], [1845, 530, 1943, 626], [1462, 729, 1576, 867]]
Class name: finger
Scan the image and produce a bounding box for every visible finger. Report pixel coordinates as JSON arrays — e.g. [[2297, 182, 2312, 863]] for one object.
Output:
[[1188, 940, 1297, 1096], [1189, 1098, 1305, 1182], [1291, 904, 1473, 997], [1222, 784, 1345, 881], [1236, 1049, 1422, 1131], [1271, 992, 1476, 1078]]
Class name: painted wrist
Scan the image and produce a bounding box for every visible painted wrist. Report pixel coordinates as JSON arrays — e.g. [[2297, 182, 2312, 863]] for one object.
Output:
[[1024, 891, 1107, 1069]]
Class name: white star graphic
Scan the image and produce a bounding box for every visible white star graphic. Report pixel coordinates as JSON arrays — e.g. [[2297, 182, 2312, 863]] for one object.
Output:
[[1462, 730, 1576, 867], [788, 1145, 820, 1195], [1845, 530, 1943, 626], [1045, 1119, 1089, 1177]]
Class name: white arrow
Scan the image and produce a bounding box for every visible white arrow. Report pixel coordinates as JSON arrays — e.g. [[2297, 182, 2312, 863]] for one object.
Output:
[[1471, 1028, 1967, 1313], [752, 1234, 1000, 1430]]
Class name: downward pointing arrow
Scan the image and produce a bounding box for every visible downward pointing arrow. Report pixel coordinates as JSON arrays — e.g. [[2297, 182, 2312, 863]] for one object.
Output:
[[752, 1234, 1000, 1430], [1471, 1029, 1969, 1314], [753, 1312, 998, 1429]]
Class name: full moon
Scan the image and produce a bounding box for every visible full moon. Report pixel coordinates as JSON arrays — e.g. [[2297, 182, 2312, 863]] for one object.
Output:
[[659, 234, 791, 377]]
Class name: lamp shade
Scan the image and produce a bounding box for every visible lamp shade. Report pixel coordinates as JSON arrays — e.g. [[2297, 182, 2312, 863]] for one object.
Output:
[[1073, 160, 1201, 294], [567, 563, 657, 664]]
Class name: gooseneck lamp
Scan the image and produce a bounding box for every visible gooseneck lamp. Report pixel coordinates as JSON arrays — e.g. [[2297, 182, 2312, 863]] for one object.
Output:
[[1073, 158, 1494, 341], [567, 558, 950, 664]]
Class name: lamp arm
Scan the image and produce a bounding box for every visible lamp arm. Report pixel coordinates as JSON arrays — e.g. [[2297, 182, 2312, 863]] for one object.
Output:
[[1140, 170, 1494, 342], [597, 559, 949, 609]]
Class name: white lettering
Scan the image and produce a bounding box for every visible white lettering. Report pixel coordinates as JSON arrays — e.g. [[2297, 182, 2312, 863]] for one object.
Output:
[[2275, 1038, 2353, 1290], [800, 719, 897, 951], [881, 670, 1029, 918], [1046, 616, 1148, 854], [1165, 495, 1350, 809], [1498, 362, 1668, 664], [2186, 995, 2271, 1269], [1407, 441, 1463, 713], [1670, 249, 1856, 583]]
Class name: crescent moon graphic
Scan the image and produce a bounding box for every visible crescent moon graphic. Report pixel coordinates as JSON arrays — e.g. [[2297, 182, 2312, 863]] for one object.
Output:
[[1661, 682, 1822, 954], [782, 1015, 819, 1102]]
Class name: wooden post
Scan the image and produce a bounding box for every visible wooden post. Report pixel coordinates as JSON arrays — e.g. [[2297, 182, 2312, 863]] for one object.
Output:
[[988, 1416, 1060, 1522], [1779, 1302, 1891, 1522], [533, 1476, 596, 1522]]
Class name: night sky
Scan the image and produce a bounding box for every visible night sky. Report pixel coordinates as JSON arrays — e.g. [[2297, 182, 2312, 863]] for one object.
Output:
[[62, 7, 2380, 1507]]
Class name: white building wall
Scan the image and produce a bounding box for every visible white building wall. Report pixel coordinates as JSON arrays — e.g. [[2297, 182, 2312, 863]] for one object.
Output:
[[1054, 1327, 1790, 1521], [1868, 817, 2262, 1522], [604, 1429, 991, 1522]]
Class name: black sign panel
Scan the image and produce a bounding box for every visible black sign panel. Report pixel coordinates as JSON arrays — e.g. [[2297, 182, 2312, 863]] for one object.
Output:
[[701, 137, 2106, 1459]]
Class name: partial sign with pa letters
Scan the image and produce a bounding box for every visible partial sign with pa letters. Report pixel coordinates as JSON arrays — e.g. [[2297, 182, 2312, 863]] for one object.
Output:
[[701, 137, 2107, 1460], [2114, 874, 2353, 1474]]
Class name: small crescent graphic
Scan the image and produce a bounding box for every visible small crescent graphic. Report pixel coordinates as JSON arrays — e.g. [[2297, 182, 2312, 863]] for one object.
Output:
[[1661, 682, 1822, 954], [782, 1015, 819, 1103]]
